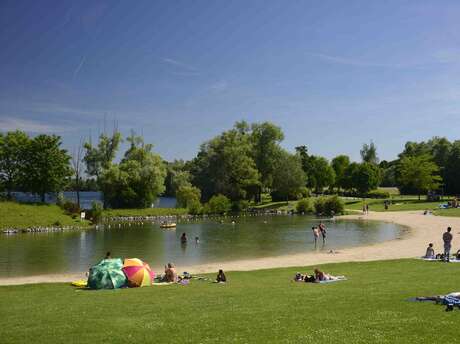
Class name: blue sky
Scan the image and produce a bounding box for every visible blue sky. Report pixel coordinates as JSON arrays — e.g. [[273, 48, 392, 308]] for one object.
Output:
[[2, 0, 460, 162]]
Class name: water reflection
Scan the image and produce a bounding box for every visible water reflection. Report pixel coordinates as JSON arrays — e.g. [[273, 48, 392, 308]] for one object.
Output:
[[0, 216, 406, 277]]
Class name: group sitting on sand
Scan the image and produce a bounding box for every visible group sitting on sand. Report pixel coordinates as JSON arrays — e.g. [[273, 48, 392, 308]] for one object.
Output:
[[294, 268, 345, 283]]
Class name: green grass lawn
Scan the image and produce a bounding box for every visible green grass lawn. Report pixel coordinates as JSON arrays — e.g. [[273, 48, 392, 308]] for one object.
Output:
[[343, 198, 443, 213], [0, 201, 90, 229], [102, 207, 188, 217], [1, 259, 459, 343]]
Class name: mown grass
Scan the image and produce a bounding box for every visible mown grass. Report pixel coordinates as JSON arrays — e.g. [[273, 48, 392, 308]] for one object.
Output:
[[1, 259, 459, 343], [0, 201, 90, 229], [102, 207, 188, 217], [343, 198, 442, 212]]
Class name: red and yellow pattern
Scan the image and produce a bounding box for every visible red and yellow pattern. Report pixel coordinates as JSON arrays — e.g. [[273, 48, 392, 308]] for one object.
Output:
[[122, 258, 155, 287]]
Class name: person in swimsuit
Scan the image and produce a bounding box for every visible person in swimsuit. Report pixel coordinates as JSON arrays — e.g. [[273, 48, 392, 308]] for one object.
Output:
[[312, 226, 320, 245]]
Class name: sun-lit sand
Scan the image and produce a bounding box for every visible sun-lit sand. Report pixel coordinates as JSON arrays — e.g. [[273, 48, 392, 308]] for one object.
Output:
[[1, 210, 458, 286]]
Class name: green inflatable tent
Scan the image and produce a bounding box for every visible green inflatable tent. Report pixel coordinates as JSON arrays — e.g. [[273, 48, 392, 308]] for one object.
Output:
[[87, 258, 127, 289]]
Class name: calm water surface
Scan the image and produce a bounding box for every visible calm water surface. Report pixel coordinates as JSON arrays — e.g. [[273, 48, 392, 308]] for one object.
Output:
[[0, 215, 407, 277]]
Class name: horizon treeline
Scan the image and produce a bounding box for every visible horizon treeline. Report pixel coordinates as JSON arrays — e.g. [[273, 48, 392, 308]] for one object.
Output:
[[0, 121, 458, 209]]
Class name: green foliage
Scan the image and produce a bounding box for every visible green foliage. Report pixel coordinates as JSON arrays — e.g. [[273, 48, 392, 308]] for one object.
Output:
[[232, 199, 250, 212], [100, 134, 167, 208], [0, 130, 29, 196], [366, 189, 390, 199], [397, 155, 441, 197], [345, 162, 381, 195], [102, 207, 187, 217], [314, 196, 344, 215], [360, 141, 379, 164], [296, 198, 312, 213], [331, 155, 350, 190], [22, 135, 72, 202], [88, 201, 103, 223], [176, 185, 201, 208], [206, 194, 232, 214], [249, 122, 284, 200], [270, 150, 306, 201], [444, 141, 460, 195], [164, 160, 192, 197], [190, 124, 260, 201], [83, 130, 122, 179]]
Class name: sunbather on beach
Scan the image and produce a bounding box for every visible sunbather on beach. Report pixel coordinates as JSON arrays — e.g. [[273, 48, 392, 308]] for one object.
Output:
[[424, 243, 435, 258], [314, 268, 340, 282], [163, 263, 178, 282], [216, 269, 227, 283]]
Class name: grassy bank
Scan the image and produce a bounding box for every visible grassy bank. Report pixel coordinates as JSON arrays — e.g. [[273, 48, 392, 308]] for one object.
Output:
[[102, 207, 188, 217], [1, 259, 459, 343], [0, 201, 90, 229], [344, 198, 442, 212]]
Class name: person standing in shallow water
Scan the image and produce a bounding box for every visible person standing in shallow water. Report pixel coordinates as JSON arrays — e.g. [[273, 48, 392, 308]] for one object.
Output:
[[443, 227, 453, 262], [312, 226, 320, 246], [319, 222, 327, 244], [180, 232, 187, 244]]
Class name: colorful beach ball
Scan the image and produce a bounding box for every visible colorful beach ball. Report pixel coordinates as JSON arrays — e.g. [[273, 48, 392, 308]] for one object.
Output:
[[122, 258, 155, 287]]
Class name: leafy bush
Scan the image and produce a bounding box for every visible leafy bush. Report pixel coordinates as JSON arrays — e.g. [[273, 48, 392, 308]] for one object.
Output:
[[206, 194, 231, 215], [176, 185, 201, 208], [296, 198, 312, 213], [366, 190, 390, 199], [232, 200, 249, 212], [87, 201, 103, 224], [62, 200, 80, 215], [314, 196, 344, 216], [188, 199, 203, 215]]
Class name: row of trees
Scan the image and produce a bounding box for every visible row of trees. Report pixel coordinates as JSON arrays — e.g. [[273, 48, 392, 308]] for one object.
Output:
[[0, 123, 456, 210]]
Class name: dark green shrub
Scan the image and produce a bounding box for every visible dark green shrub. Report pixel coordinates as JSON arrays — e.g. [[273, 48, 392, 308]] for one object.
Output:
[[62, 200, 80, 215], [366, 190, 390, 199], [87, 201, 103, 224], [296, 198, 312, 213], [232, 200, 249, 212], [206, 194, 231, 215], [314, 196, 344, 216]]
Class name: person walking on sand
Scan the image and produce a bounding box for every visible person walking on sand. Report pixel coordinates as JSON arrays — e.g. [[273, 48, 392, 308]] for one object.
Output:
[[443, 227, 453, 262]]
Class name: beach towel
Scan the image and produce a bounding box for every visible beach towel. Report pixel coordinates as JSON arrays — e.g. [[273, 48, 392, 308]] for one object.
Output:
[[152, 282, 175, 286], [318, 276, 347, 284], [418, 257, 460, 263]]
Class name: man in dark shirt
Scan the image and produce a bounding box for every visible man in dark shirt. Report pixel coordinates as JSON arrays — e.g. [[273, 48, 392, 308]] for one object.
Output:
[[443, 227, 453, 262]]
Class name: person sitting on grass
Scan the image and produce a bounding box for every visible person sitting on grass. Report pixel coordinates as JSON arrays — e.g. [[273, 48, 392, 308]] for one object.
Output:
[[163, 263, 178, 282], [105, 251, 112, 259], [456, 249, 460, 260], [424, 243, 435, 259], [216, 269, 227, 283]]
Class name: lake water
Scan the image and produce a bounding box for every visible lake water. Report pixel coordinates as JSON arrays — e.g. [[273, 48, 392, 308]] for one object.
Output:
[[0, 215, 406, 277], [9, 191, 177, 209]]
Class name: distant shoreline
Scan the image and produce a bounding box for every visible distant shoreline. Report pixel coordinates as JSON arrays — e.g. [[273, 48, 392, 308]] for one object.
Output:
[[1, 210, 458, 286]]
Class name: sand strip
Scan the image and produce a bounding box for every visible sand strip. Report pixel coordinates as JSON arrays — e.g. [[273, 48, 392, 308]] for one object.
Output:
[[1, 211, 458, 286]]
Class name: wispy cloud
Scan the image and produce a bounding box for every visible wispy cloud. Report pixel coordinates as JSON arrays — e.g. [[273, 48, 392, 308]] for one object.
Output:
[[307, 52, 408, 68], [73, 55, 86, 79], [0, 117, 67, 133], [210, 80, 228, 92]]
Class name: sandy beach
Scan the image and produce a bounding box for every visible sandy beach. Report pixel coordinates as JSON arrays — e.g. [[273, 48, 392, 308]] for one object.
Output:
[[1, 210, 458, 286]]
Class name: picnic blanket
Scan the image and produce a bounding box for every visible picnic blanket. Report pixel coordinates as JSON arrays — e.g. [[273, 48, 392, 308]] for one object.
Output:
[[319, 276, 347, 284]]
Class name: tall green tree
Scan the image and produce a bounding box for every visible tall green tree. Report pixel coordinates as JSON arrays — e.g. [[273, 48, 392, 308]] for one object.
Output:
[[397, 155, 441, 199], [100, 134, 166, 208], [271, 150, 306, 201], [83, 129, 122, 179], [0, 130, 29, 197], [360, 141, 379, 165], [22, 135, 72, 202], [190, 124, 260, 201], [350, 162, 381, 195], [250, 122, 284, 201], [331, 155, 350, 191], [441, 141, 460, 195], [308, 156, 335, 193]]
